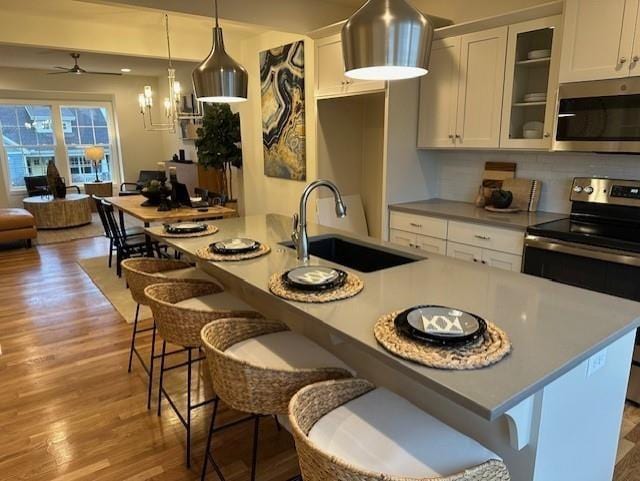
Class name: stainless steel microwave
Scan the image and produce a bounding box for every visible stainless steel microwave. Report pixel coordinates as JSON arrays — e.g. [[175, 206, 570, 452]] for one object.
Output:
[[553, 77, 640, 153]]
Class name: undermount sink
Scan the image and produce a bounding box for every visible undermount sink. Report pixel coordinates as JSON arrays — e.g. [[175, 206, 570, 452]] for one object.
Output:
[[281, 235, 423, 273]]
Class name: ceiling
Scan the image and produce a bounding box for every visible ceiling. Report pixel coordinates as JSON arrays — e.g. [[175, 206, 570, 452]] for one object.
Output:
[[0, 44, 196, 77]]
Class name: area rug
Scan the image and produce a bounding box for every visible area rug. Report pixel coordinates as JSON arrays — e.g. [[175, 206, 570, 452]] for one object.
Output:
[[36, 213, 104, 245], [78, 255, 150, 324]]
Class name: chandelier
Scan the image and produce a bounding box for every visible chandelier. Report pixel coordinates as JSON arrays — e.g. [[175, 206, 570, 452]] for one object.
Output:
[[138, 14, 203, 132]]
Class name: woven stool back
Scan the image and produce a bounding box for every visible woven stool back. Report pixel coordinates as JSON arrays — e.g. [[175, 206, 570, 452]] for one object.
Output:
[[121, 258, 194, 305], [144, 281, 261, 348], [288, 378, 511, 481], [200, 318, 352, 416]]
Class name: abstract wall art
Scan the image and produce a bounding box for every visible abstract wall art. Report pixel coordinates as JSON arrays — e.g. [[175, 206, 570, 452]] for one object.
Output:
[[260, 41, 306, 181]]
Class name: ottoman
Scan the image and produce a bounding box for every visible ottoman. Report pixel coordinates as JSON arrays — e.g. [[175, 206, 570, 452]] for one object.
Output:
[[0, 208, 37, 248]]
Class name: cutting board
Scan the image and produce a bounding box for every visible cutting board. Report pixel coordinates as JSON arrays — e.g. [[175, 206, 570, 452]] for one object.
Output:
[[482, 162, 516, 202]]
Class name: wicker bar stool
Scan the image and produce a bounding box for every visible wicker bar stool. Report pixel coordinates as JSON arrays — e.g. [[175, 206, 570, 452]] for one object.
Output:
[[200, 317, 354, 481], [121, 258, 213, 409], [144, 282, 261, 468], [288, 378, 511, 481]]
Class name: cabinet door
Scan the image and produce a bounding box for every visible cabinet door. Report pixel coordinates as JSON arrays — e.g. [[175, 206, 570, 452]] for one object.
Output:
[[316, 34, 385, 98], [415, 234, 447, 255], [500, 15, 562, 150], [446, 241, 483, 264], [417, 37, 461, 148], [389, 229, 416, 248], [559, 0, 638, 83], [456, 27, 508, 148], [482, 249, 522, 272]]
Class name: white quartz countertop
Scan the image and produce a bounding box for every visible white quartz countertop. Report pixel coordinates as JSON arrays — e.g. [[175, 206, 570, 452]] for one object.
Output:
[[147, 214, 640, 420], [390, 198, 567, 231]]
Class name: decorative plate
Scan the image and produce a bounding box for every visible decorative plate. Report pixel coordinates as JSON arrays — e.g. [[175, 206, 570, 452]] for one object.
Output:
[[164, 222, 207, 234], [282, 266, 348, 292], [210, 238, 260, 255], [394, 305, 487, 346], [484, 206, 521, 213]]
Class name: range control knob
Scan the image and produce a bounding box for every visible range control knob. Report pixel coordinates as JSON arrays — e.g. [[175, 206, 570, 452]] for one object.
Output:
[[573, 185, 583, 193], [583, 186, 594, 194]]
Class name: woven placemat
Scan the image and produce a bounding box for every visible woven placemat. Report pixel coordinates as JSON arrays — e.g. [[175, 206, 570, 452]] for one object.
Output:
[[374, 312, 511, 370], [195, 243, 271, 261], [269, 271, 363, 303], [157, 225, 219, 238]]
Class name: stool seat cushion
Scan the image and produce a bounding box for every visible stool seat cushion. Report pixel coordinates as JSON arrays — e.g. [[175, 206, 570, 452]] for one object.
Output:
[[308, 387, 501, 479], [160, 267, 214, 282], [0, 208, 35, 230], [175, 292, 252, 313], [225, 331, 352, 373]]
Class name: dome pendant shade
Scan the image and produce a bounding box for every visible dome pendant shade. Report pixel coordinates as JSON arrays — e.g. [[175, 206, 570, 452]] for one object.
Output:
[[192, 27, 248, 103], [342, 0, 434, 81]]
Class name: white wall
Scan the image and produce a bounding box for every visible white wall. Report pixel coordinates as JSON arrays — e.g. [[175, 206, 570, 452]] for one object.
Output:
[[0, 66, 166, 207], [420, 150, 640, 214], [238, 31, 317, 217]]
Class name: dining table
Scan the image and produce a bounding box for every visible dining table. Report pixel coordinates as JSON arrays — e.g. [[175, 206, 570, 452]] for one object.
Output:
[[105, 194, 236, 255]]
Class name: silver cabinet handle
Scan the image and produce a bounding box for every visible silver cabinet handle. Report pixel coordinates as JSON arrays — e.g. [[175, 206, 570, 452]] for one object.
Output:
[[473, 258, 478, 262], [448, 134, 454, 139], [543, 132, 550, 138], [409, 222, 422, 228], [408, 243, 415, 247], [474, 234, 491, 240], [481, 260, 487, 265], [633, 55, 640, 63], [455, 134, 462, 139], [620, 57, 628, 64]]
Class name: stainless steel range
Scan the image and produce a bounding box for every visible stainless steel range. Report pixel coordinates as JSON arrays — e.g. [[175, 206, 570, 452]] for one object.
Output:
[[523, 177, 640, 404]]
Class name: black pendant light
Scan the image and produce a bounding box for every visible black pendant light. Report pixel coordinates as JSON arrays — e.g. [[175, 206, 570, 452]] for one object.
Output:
[[192, 0, 248, 103], [342, 0, 434, 81]]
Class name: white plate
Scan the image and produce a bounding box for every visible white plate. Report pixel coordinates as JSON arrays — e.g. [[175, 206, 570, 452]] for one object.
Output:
[[527, 49, 551, 60]]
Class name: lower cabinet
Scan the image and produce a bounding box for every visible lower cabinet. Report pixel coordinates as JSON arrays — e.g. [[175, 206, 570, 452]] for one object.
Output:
[[446, 241, 522, 272], [389, 229, 447, 254]]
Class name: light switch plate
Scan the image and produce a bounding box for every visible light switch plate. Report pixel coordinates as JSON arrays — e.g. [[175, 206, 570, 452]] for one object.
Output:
[[587, 349, 607, 377]]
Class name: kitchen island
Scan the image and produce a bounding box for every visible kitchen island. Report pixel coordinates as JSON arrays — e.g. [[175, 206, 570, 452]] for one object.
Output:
[[147, 214, 640, 481]]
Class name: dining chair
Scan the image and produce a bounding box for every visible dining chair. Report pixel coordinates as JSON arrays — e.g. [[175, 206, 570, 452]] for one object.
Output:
[[92, 195, 144, 268], [144, 281, 263, 468], [199, 317, 353, 481], [288, 378, 510, 481]]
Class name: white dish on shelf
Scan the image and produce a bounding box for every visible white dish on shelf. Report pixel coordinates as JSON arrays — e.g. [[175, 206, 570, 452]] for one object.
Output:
[[523, 129, 543, 139], [527, 49, 551, 60], [523, 92, 547, 102], [523, 121, 544, 139]]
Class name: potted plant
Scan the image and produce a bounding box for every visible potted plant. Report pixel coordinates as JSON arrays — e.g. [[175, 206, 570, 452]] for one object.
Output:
[[195, 103, 242, 203]]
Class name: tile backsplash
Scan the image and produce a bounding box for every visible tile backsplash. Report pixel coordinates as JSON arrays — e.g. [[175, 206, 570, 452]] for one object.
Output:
[[421, 150, 640, 213]]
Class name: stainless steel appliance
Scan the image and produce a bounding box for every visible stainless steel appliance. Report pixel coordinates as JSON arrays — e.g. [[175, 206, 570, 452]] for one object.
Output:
[[523, 177, 640, 404], [553, 77, 640, 153]]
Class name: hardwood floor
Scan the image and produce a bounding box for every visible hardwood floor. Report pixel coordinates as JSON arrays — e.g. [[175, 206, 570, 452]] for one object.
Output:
[[2, 237, 640, 481], [0, 238, 298, 481]]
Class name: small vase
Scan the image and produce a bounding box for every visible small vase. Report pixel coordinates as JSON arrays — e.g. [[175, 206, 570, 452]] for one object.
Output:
[[55, 178, 67, 199]]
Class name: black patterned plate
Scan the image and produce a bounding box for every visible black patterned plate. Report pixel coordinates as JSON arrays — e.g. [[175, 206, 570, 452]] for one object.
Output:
[[283, 266, 347, 292], [164, 222, 207, 234], [394, 305, 487, 347], [210, 238, 260, 255]]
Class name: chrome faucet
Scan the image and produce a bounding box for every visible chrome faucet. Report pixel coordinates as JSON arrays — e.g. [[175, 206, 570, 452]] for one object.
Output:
[[292, 179, 347, 262]]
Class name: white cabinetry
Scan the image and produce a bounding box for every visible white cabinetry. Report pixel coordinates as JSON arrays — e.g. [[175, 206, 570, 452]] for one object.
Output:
[[316, 34, 385, 98], [417, 27, 508, 149], [389, 210, 524, 272], [560, 0, 640, 82]]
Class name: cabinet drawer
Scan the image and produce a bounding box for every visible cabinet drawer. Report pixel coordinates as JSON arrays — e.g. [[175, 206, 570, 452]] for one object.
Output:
[[447, 221, 524, 255], [389, 212, 448, 238], [482, 249, 522, 272], [446, 241, 483, 263], [415, 234, 447, 254], [389, 229, 416, 248]]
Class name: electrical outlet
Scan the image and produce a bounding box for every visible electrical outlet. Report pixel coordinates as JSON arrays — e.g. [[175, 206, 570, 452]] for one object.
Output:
[[587, 349, 607, 377]]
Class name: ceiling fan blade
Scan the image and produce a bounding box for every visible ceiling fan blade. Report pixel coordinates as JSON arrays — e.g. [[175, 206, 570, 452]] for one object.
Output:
[[83, 71, 123, 76]]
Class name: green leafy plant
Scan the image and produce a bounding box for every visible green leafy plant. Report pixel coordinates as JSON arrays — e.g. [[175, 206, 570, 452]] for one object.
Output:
[[195, 103, 242, 200]]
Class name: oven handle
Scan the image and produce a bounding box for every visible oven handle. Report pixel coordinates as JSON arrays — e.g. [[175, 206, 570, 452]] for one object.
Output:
[[525, 235, 640, 267]]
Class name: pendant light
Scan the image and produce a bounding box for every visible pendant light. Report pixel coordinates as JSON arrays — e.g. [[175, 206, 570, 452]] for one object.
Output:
[[342, 0, 434, 81], [192, 0, 248, 103]]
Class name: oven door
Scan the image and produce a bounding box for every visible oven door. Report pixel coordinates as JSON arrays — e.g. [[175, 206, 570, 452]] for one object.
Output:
[[523, 235, 640, 404], [553, 78, 640, 153]]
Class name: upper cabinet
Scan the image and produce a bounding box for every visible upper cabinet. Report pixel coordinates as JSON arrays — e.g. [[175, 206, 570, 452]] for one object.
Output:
[[560, 0, 640, 83], [315, 33, 386, 99], [417, 27, 507, 149], [500, 15, 562, 149]]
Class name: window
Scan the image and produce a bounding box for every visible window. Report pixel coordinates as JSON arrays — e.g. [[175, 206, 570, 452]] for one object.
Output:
[[61, 106, 113, 183], [0, 104, 56, 189], [0, 101, 120, 192]]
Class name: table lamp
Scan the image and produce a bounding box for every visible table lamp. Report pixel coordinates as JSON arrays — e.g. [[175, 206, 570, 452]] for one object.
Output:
[[84, 146, 105, 182]]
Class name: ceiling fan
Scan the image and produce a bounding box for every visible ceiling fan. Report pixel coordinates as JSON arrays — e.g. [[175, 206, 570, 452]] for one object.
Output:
[[49, 53, 122, 76]]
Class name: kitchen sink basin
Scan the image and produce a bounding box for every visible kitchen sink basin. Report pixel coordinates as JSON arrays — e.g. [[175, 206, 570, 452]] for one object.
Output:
[[281, 235, 423, 273]]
